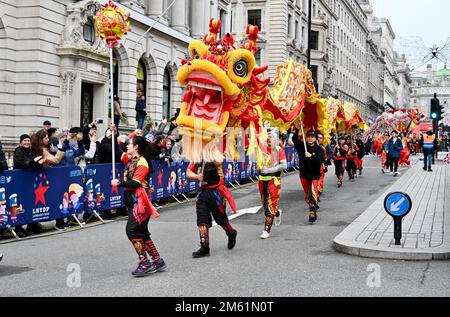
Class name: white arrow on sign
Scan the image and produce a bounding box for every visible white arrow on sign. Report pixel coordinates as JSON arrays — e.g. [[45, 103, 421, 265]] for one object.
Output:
[[390, 197, 406, 212], [212, 206, 261, 227]]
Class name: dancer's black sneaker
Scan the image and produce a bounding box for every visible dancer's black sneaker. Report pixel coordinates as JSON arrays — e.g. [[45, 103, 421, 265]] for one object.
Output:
[[131, 259, 153, 277], [192, 245, 210, 258], [309, 211, 317, 224], [147, 258, 167, 273], [227, 230, 237, 250]]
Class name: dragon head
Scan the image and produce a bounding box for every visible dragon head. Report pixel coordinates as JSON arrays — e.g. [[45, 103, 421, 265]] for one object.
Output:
[[176, 19, 269, 144]]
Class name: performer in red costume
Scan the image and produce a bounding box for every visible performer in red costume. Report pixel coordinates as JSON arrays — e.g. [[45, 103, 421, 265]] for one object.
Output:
[[258, 131, 287, 239], [186, 159, 237, 258], [111, 134, 165, 277]]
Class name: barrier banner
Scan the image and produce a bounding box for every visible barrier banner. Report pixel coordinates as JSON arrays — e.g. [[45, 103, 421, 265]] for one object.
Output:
[[285, 147, 300, 169], [84, 163, 125, 212], [150, 160, 175, 200], [285, 147, 294, 169], [0, 148, 299, 229], [0, 166, 84, 228], [223, 161, 235, 184]]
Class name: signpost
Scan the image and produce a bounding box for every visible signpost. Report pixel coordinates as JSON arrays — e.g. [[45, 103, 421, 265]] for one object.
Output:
[[384, 192, 413, 245]]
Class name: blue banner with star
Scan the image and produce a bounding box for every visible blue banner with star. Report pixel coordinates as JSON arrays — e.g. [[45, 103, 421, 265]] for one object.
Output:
[[83, 163, 125, 212], [0, 166, 84, 228], [0, 148, 299, 228]]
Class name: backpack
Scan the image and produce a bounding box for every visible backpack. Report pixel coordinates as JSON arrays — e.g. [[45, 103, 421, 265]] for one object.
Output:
[[0, 142, 8, 171]]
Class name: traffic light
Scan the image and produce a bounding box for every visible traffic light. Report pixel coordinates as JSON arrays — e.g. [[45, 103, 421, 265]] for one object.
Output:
[[438, 102, 445, 121], [430, 97, 440, 120]]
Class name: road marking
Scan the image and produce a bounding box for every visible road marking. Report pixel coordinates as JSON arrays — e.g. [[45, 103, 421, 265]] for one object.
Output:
[[212, 206, 261, 227]]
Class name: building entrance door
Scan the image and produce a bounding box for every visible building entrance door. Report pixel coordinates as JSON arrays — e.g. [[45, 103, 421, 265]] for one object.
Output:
[[80, 82, 94, 127]]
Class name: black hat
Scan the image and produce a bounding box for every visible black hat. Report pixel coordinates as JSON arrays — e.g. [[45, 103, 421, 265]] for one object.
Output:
[[43, 120, 51, 126], [47, 127, 57, 136], [20, 134, 31, 143], [69, 127, 82, 134]]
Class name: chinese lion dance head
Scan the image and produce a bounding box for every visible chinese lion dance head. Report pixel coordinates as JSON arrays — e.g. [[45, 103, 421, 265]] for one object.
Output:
[[176, 18, 270, 163]]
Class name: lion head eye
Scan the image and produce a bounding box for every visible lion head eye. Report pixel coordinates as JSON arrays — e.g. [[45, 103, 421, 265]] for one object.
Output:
[[233, 59, 248, 78]]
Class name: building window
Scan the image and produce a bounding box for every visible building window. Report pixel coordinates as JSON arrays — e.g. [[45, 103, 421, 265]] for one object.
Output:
[[83, 19, 95, 44], [255, 48, 262, 65], [220, 9, 226, 37], [163, 68, 171, 119], [288, 14, 292, 37], [113, 50, 119, 97], [310, 31, 319, 50], [137, 59, 147, 104], [311, 65, 319, 92], [248, 9, 262, 30]]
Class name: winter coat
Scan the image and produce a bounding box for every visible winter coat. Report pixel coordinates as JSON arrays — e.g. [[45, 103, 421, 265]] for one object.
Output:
[[387, 138, 403, 159], [293, 130, 325, 180], [13, 146, 42, 169]]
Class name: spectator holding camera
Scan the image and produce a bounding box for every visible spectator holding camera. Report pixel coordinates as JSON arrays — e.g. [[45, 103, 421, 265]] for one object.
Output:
[[31, 129, 65, 167], [78, 120, 101, 167], [98, 124, 123, 164], [58, 127, 85, 167]]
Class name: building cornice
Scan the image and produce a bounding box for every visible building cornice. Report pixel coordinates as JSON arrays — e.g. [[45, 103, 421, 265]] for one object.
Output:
[[98, 0, 193, 44]]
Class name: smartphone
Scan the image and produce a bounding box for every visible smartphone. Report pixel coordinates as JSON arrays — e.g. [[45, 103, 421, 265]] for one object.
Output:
[[97, 119, 104, 124]]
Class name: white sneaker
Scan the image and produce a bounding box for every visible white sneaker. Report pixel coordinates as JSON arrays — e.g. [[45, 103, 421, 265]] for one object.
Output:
[[260, 231, 270, 239], [394, 172, 400, 177], [275, 209, 282, 227]]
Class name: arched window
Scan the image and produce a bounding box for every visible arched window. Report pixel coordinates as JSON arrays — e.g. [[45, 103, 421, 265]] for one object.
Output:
[[137, 59, 147, 101], [83, 18, 95, 45], [162, 68, 171, 119], [113, 50, 119, 97]]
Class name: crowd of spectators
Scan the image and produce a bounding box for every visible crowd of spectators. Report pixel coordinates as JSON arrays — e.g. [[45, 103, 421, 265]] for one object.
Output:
[[0, 111, 182, 238]]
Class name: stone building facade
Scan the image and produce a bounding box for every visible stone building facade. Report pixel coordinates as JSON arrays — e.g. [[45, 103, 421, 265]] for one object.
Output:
[[0, 0, 412, 156], [357, 0, 384, 124], [411, 65, 450, 117], [394, 52, 412, 109], [0, 0, 231, 156], [378, 18, 400, 110]]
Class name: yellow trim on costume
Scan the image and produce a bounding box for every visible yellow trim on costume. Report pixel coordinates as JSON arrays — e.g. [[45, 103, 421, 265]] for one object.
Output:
[[136, 157, 149, 168], [272, 59, 294, 103], [188, 40, 208, 60], [178, 60, 240, 97], [226, 49, 256, 85]]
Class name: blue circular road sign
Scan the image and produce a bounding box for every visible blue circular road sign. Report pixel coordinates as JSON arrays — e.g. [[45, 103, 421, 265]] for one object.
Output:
[[384, 192, 412, 217]]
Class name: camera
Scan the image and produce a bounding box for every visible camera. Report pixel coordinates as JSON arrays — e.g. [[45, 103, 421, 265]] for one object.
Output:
[[96, 119, 104, 124]]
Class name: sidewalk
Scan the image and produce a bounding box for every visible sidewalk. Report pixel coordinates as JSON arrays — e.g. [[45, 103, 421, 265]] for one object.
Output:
[[333, 162, 450, 260]]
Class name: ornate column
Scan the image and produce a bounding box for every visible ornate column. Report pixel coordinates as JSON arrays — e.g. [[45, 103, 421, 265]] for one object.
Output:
[[190, 0, 208, 38], [171, 0, 189, 34], [147, 0, 164, 19]]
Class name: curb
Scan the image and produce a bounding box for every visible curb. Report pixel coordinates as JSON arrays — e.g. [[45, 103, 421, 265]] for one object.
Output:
[[332, 240, 450, 261], [333, 164, 450, 261]]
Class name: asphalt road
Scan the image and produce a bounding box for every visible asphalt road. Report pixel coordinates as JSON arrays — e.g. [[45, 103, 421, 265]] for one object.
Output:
[[1, 156, 449, 297]]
